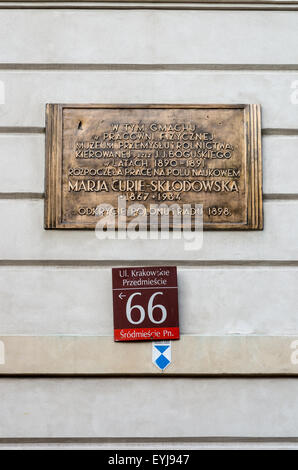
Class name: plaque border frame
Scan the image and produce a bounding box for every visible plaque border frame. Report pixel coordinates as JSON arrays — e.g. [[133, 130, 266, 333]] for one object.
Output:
[[45, 103, 263, 230]]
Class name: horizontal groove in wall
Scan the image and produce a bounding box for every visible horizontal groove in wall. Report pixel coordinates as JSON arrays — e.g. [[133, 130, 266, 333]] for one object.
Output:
[[2, 438, 298, 450], [1, 260, 298, 267], [1, 64, 298, 71], [264, 194, 298, 200], [263, 129, 298, 136], [0, 127, 45, 134], [1, 437, 298, 445], [1, 3, 298, 11], [3, 0, 298, 3], [0, 193, 44, 199], [1, 373, 296, 377]]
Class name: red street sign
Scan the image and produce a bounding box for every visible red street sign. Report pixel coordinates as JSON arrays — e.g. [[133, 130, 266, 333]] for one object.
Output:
[[112, 266, 180, 342]]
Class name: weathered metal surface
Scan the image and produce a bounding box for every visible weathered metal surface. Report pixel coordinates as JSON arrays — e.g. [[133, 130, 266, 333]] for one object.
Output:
[[45, 104, 262, 230]]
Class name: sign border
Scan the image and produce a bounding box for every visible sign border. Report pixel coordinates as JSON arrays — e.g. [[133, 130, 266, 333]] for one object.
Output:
[[112, 265, 180, 342]]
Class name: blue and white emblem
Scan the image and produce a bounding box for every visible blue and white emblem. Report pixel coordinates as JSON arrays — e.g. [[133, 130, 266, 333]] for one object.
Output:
[[152, 342, 171, 371]]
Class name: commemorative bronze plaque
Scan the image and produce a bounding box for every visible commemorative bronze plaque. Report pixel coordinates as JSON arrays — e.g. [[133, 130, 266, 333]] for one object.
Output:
[[45, 104, 263, 230]]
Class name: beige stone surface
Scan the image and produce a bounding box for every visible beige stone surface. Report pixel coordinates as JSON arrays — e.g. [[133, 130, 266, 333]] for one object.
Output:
[[0, 335, 297, 375]]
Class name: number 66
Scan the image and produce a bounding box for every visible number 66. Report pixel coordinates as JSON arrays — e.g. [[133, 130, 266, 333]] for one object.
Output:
[[126, 292, 167, 325]]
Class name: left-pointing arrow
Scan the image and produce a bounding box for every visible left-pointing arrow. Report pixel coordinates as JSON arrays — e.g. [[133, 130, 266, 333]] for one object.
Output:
[[119, 292, 126, 300]]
